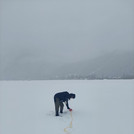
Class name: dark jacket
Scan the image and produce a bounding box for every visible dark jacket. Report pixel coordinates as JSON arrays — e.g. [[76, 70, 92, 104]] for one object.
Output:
[[54, 91, 71, 109]]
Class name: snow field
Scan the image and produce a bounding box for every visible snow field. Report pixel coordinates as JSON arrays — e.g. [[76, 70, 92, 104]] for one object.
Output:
[[0, 80, 134, 134]]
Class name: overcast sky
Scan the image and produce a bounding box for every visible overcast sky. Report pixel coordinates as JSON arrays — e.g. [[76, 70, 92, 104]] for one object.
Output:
[[1, 0, 134, 65]]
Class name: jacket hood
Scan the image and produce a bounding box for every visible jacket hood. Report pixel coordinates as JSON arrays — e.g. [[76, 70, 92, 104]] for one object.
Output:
[[69, 93, 76, 99]]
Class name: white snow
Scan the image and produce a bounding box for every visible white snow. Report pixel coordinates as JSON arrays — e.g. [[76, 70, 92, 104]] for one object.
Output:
[[0, 80, 134, 134]]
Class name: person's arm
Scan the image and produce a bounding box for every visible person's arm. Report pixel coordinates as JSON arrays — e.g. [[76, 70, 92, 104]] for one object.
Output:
[[65, 100, 72, 111], [65, 100, 70, 109]]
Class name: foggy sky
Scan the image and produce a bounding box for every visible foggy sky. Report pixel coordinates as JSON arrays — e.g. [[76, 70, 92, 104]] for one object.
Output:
[[1, 0, 134, 65]]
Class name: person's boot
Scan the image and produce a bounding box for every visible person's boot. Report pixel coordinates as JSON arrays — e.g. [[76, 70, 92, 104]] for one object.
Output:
[[55, 111, 59, 116], [60, 110, 63, 113]]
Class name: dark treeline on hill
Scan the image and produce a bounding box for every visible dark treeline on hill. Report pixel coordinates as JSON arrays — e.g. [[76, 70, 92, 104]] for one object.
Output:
[[48, 74, 134, 80]]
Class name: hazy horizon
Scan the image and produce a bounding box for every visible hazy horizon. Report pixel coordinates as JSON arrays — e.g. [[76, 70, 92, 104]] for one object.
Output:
[[1, 0, 134, 80]]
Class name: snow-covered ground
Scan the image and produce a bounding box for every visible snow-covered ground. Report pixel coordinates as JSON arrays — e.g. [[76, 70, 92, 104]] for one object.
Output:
[[0, 80, 134, 134]]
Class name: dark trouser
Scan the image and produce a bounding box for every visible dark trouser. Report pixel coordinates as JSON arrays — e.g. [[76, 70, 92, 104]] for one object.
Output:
[[54, 98, 64, 116]]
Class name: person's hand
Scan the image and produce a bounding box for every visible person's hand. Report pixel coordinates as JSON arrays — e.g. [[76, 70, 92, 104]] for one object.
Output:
[[69, 109, 72, 112]]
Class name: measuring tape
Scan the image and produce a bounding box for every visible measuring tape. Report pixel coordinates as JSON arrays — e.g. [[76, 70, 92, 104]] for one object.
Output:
[[64, 111, 73, 134]]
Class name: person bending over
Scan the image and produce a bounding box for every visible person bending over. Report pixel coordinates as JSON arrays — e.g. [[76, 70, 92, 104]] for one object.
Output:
[[54, 91, 76, 116]]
